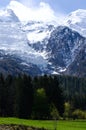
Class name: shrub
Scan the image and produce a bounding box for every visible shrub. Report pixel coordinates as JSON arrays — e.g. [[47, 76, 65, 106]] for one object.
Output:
[[72, 109, 86, 119]]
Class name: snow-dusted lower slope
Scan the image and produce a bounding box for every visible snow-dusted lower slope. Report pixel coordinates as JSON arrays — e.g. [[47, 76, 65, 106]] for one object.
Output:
[[65, 45, 86, 77]]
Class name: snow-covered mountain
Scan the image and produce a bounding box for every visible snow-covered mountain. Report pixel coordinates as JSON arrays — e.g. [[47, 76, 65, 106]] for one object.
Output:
[[65, 9, 86, 37], [0, 0, 86, 77], [47, 26, 85, 66], [0, 8, 19, 22], [0, 21, 48, 67]]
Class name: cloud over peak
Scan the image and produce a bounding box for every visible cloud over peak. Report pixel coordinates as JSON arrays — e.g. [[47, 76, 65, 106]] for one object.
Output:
[[7, 0, 64, 24]]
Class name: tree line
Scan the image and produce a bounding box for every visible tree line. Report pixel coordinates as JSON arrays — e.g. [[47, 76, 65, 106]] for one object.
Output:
[[0, 74, 86, 119]]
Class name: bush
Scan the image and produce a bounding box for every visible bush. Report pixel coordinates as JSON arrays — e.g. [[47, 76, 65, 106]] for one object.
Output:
[[50, 104, 60, 120], [72, 109, 86, 119], [63, 102, 72, 119]]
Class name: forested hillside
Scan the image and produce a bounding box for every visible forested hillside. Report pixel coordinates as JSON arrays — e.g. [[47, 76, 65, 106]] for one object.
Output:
[[0, 74, 86, 119]]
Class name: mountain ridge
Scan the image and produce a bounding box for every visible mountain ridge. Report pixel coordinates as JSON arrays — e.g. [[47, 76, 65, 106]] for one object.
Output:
[[0, 1, 86, 77]]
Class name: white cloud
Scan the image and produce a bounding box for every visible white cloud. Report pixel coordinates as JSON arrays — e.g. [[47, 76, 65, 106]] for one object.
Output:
[[8, 0, 65, 23], [34, 2, 57, 22]]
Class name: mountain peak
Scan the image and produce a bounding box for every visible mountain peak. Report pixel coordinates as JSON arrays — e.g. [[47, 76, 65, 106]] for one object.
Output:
[[73, 9, 86, 13], [69, 9, 86, 18], [64, 9, 86, 37], [0, 7, 19, 22], [7, 0, 30, 22]]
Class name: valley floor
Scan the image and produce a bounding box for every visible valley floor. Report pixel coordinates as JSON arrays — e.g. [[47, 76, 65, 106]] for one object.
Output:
[[0, 118, 86, 130]]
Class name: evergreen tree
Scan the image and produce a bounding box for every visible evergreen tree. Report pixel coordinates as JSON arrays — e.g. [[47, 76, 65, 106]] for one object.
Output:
[[14, 75, 33, 119], [32, 88, 49, 119], [4, 75, 14, 116], [0, 74, 5, 116]]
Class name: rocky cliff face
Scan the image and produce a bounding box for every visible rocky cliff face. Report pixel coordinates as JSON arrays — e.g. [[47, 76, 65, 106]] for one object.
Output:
[[65, 45, 86, 77], [46, 26, 86, 75]]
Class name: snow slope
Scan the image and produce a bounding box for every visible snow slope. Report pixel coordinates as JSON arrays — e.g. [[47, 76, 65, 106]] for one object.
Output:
[[65, 9, 86, 37], [0, 21, 47, 67], [22, 22, 54, 43], [0, 8, 19, 22]]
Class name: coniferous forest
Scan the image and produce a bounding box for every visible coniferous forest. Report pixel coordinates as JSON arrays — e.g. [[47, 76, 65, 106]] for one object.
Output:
[[0, 74, 86, 119]]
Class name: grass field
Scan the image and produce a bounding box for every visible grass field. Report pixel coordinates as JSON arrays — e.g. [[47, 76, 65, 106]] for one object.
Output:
[[0, 118, 86, 130]]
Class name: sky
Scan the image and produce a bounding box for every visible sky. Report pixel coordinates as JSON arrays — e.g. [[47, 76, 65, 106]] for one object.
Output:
[[0, 0, 86, 14]]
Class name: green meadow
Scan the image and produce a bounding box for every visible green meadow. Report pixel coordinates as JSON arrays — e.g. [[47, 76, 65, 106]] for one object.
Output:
[[0, 118, 86, 130]]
